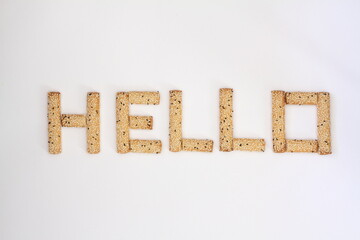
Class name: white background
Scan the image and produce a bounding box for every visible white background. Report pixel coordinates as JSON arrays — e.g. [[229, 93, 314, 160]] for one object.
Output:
[[1, 0, 360, 239]]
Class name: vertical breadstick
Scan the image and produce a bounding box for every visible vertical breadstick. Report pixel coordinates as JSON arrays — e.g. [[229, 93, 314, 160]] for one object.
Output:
[[116, 92, 130, 153], [219, 88, 233, 152], [129, 91, 160, 105], [129, 116, 153, 130], [48, 92, 62, 154], [233, 138, 265, 152], [130, 140, 162, 153], [286, 140, 318, 153], [169, 90, 182, 152], [182, 139, 213, 152], [317, 92, 331, 155], [286, 92, 318, 105], [272, 91, 286, 153], [86, 92, 100, 154], [61, 114, 86, 127]]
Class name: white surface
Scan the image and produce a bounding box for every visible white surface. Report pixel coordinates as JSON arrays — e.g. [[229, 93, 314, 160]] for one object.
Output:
[[1, 0, 360, 239]]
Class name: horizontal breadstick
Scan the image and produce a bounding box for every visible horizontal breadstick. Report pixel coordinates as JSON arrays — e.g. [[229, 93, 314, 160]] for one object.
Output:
[[219, 88, 233, 152], [48, 92, 62, 154], [116, 92, 130, 153], [286, 92, 318, 105], [317, 92, 331, 155], [272, 91, 286, 153], [286, 140, 318, 153], [129, 116, 153, 130], [130, 140, 162, 153], [86, 92, 100, 154], [169, 90, 182, 152], [129, 91, 160, 105], [61, 114, 86, 127], [233, 138, 265, 152], [182, 139, 213, 152]]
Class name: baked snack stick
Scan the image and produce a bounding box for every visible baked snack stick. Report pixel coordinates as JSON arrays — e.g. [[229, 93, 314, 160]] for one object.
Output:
[[48, 92, 62, 154], [286, 140, 318, 153], [129, 91, 160, 105], [86, 92, 100, 154], [61, 114, 86, 127], [130, 140, 162, 154], [219, 88, 233, 152], [233, 138, 265, 152], [272, 91, 286, 153], [129, 116, 153, 130], [182, 139, 213, 152], [286, 92, 318, 105], [317, 92, 331, 155], [169, 90, 182, 152], [116, 92, 130, 153]]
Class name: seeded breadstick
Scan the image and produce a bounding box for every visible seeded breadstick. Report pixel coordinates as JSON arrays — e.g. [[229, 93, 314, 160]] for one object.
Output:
[[48, 92, 62, 154], [286, 139, 318, 153], [116, 92, 130, 153], [286, 92, 318, 105], [233, 138, 265, 152], [130, 140, 162, 153], [129, 116, 153, 130], [317, 92, 331, 155], [272, 91, 286, 153], [128, 91, 160, 105], [182, 139, 213, 152], [219, 88, 233, 152], [86, 92, 100, 154], [169, 90, 182, 152], [61, 114, 86, 127]]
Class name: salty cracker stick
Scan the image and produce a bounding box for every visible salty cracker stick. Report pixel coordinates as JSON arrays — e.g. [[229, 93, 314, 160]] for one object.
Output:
[[219, 88, 233, 152], [233, 138, 265, 152], [116, 92, 130, 153], [182, 139, 213, 152], [61, 114, 86, 128], [130, 140, 162, 153], [87, 92, 100, 154], [129, 116, 153, 130], [286, 139, 318, 153], [272, 91, 286, 153], [129, 91, 160, 105], [317, 92, 331, 155], [286, 92, 318, 105], [48, 92, 62, 154], [169, 90, 182, 152]]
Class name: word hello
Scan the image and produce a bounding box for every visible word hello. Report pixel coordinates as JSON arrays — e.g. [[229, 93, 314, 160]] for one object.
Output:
[[48, 89, 332, 155]]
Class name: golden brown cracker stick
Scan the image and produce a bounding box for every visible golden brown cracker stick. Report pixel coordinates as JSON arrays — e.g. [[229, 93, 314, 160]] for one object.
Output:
[[272, 90, 286, 153], [128, 91, 160, 105], [86, 92, 100, 154], [129, 116, 153, 130], [61, 114, 86, 128], [182, 139, 213, 152], [286, 92, 318, 105], [116, 92, 130, 153], [286, 139, 318, 153], [169, 90, 182, 152], [219, 88, 233, 152], [48, 92, 62, 154], [233, 138, 265, 152], [130, 140, 162, 153], [317, 92, 331, 155]]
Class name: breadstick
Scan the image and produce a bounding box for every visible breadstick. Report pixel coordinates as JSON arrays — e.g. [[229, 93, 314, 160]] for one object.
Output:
[[169, 90, 182, 152], [272, 91, 286, 153], [129, 116, 153, 130], [219, 88, 233, 152], [129, 91, 160, 105], [182, 139, 213, 152], [286, 139, 318, 153], [317, 92, 331, 155], [116, 92, 130, 153], [86, 92, 100, 154], [286, 92, 318, 105], [48, 92, 62, 154], [233, 138, 265, 152], [130, 140, 162, 153], [61, 114, 86, 128]]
